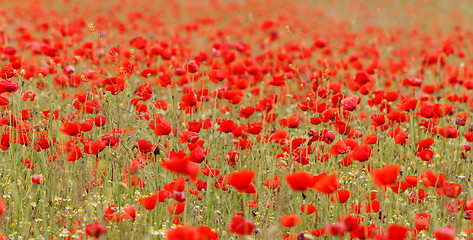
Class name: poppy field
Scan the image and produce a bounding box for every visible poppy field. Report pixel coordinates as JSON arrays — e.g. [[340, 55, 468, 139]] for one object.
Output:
[[1, 0, 473, 239]]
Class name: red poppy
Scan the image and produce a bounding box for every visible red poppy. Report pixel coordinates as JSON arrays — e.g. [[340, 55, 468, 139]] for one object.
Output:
[[279, 115, 300, 128], [208, 69, 228, 83], [313, 172, 339, 194], [437, 182, 462, 199], [167, 225, 199, 240], [59, 121, 81, 136], [185, 60, 199, 73], [94, 115, 107, 127], [80, 119, 94, 132], [228, 216, 254, 236], [151, 117, 172, 136], [227, 170, 256, 193], [438, 126, 459, 139], [285, 172, 314, 191], [371, 165, 400, 188], [300, 204, 318, 214], [414, 212, 431, 231], [0, 197, 4, 216], [137, 139, 153, 153], [0, 64, 15, 79], [31, 174, 45, 184], [349, 144, 371, 162], [280, 214, 302, 227], [331, 189, 350, 203], [311, 228, 327, 237], [167, 202, 185, 215], [83, 140, 107, 155], [420, 169, 446, 188], [417, 149, 434, 162], [263, 175, 281, 189], [433, 226, 455, 240], [196, 225, 219, 240], [239, 106, 255, 118], [67, 145, 82, 162], [180, 91, 197, 111], [365, 200, 380, 213], [341, 96, 360, 111], [386, 225, 410, 240], [138, 194, 158, 210], [85, 222, 108, 238], [217, 120, 237, 133], [162, 151, 199, 182], [362, 133, 378, 145], [22, 158, 35, 169]]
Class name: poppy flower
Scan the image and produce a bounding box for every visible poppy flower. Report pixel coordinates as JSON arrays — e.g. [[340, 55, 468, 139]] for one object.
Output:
[[67, 145, 82, 162], [217, 120, 237, 133], [331, 189, 350, 203], [85, 222, 108, 238], [365, 200, 380, 213], [438, 126, 459, 139], [179, 131, 200, 144], [196, 225, 219, 240], [417, 149, 434, 162], [228, 216, 254, 236], [362, 133, 377, 145], [80, 119, 94, 132], [285, 172, 314, 191], [300, 204, 318, 214], [0, 132, 11, 151], [263, 175, 281, 189], [185, 60, 199, 73], [0, 197, 4, 216], [397, 97, 418, 111], [227, 170, 255, 193], [189, 145, 206, 163], [122, 205, 136, 220], [22, 158, 35, 169], [137, 139, 153, 153], [94, 116, 106, 127], [433, 226, 455, 240], [313, 172, 339, 194], [130, 36, 148, 49], [326, 222, 347, 237], [279, 116, 300, 128], [0, 80, 19, 93], [280, 214, 302, 227], [180, 92, 197, 110], [151, 117, 172, 136], [311, 228, 327, 237], [59, 121, 81, 136], [386, 225, 410, 240], [167, 225, 199, 240], [371, 165, 400, 188], [269, 74, 286, 86], [163, 151, 199, 182], [208, 69, 228, 83], [138, 194, 158, 210], [349, 144, 371, 162], [0, 64, 15, 79], [341, 96, 360, 111], [414, 212, 431, 231], [239, 106, 255, 118], [437, 182, 462, 199], [420, 169, 446, 188], [167, 202, 185, 215], [102, 134, 120, 147], [83, 140, 107, 155], [31, 174, 45, 184]]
